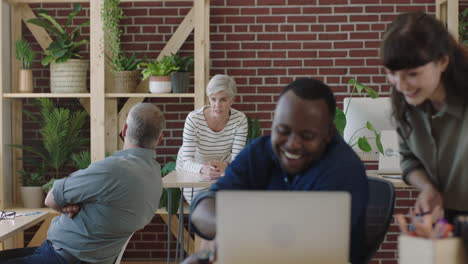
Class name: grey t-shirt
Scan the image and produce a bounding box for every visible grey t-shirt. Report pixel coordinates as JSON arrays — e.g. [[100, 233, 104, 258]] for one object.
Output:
[[47, 148, 162, 264]]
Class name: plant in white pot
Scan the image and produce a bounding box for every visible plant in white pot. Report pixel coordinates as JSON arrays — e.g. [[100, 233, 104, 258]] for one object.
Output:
[[102, 0, 142, 93], [171, 53, 194, 93], [334, 79, 384, 154], [27, 3, 90, 93], [138, 55, 179, 93], [15, 39, 35, 93], [18, 164, 46, 208]]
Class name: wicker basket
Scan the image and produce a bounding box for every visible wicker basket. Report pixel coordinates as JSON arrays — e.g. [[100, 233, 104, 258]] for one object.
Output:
[[50, 59, 89, 93], [110, 71, 139, 93]]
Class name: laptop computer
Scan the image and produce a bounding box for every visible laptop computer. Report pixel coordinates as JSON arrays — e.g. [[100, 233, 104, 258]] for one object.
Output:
[[216, 191, 351, 264]]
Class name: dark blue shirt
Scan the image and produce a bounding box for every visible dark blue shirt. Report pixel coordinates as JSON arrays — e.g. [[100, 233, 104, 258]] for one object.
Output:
[[191, 134, 368, 263]]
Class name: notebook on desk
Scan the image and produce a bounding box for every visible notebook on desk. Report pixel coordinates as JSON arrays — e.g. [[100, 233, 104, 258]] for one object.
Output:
[[216, 191, 351, 264]]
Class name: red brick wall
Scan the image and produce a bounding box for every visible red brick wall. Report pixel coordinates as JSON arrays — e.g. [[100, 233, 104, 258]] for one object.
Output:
[[20, 0, 462, 262]]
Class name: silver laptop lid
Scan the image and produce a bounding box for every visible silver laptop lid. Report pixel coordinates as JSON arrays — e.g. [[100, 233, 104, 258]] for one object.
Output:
[[216, 191, 351, 264]]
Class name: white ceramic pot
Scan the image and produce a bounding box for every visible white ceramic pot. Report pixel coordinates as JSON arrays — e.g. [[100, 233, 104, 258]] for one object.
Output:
[[21, 186, 45, 208], [149, 76, 172, 93]]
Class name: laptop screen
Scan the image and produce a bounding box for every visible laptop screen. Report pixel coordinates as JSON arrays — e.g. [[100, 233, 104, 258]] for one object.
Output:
[[216, 191, 351, 264]]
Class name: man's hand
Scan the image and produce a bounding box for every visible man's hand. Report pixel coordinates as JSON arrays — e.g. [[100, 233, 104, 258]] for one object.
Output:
[[62, 204, 81, 218], [181, 250, 215, 264]]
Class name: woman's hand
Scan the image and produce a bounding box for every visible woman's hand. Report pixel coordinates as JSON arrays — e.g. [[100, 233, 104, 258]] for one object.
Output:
[[415, 185, 444, 221], [208, 161, 228, 174], [200, 163, 222, 180], [200, 161, 228, 180]]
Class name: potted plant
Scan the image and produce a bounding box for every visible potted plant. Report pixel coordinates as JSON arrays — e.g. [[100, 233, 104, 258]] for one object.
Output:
[[247, 116, 261, 145], [15, 39, 35, 93], [18, 163, 46, 208], [12, 98, 88, 192], [102, 0, 142, 93], [27, 3, 90, 93], [171, 53, 194, 93], [159, 157, 181, 214], [334, 79, 384, 155], [138, 55, 179, 93], [459, 8, 468, 45]]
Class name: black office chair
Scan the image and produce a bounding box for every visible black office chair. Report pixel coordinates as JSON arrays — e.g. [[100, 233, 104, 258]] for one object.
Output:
[[362, 177, 395, 263]]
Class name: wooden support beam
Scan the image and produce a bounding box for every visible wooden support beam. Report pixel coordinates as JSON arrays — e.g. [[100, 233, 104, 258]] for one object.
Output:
[[19, 4, 52, 51], [105, 99, 118, 154], [28, 214, 55, 247], [194, 0, 210, 109], [118, 7, 195, 133], [12, 4, 23, 206], [90, 0, 106, 162], [0, 0, 5, 209]]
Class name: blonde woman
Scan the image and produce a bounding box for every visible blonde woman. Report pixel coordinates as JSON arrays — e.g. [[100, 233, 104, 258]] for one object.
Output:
[[177, 74, 248, 203]]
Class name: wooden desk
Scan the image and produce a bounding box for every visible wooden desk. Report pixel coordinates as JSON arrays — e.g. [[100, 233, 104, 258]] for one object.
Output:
[[162, 170, 214, 260], [0, 210, 50, 250], [366, 170, 409, 188], [163, 170, 214, 188]]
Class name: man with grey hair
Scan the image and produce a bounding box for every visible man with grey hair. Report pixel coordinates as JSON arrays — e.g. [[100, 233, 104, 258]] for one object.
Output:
[[1, 103, 165, 264]]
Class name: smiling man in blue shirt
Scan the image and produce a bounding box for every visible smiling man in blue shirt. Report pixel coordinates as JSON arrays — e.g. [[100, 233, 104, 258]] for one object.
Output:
[[187, 78, 369, 264]]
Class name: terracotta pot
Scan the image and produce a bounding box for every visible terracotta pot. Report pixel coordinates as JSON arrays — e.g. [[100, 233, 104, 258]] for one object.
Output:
[[149, 76, 172, 93], [18, 69, 33, 93], [21, 186, 45, 208]]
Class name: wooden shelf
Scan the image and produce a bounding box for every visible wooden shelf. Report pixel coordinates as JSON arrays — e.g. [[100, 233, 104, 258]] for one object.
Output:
[[2, 93, 91, 98], [105, 93, 195, 98]]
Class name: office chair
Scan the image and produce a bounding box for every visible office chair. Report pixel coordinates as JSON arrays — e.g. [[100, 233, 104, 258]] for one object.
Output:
[[114, 233, 134, 264], [362, 177, 395, 263]]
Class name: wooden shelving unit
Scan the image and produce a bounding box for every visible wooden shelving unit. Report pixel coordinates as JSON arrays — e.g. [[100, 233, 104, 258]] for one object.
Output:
[[0, 0, 210, 209]]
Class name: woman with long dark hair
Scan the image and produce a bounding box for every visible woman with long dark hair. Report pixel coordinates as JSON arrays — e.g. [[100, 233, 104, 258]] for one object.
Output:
[[381, 12, 468, 222]]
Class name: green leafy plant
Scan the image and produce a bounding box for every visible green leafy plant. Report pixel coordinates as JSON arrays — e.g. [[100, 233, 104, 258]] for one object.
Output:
[[138, 55, 180, 79], [42, 178, 55, 193], [111, 52, 143, 71], [71, 151, 91, 170], [247, 116, 261, 144], [171, 53, 194, 72], [459, 8, 468, 44], [18, 161, 46, 187], [102, 0, 142, 71], [159, 157, 181, 215], [12, 98, 89, 180], [334, 79, 383, 154], [15, 40, 35, 69], [27, 3, 90, 66]]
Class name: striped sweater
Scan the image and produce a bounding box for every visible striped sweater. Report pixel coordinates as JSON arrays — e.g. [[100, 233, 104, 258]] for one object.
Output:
[[176, 106, 248, 203]]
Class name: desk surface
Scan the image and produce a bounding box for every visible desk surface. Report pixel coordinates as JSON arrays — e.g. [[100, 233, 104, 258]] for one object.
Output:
[[0, 210, 49, 241], [163, 170, 409, 189], [366, 170, 409, 188], [163, 171, 214, 188]]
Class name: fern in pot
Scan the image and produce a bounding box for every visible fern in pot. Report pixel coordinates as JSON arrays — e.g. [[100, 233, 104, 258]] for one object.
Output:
[[102, 0, 142, 93], [15, 39, 35, 93], [138, 55, 179, 93], [18, 161, 46, 208], [12, 98, 88, 194], [27, 3, 90, 93]]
